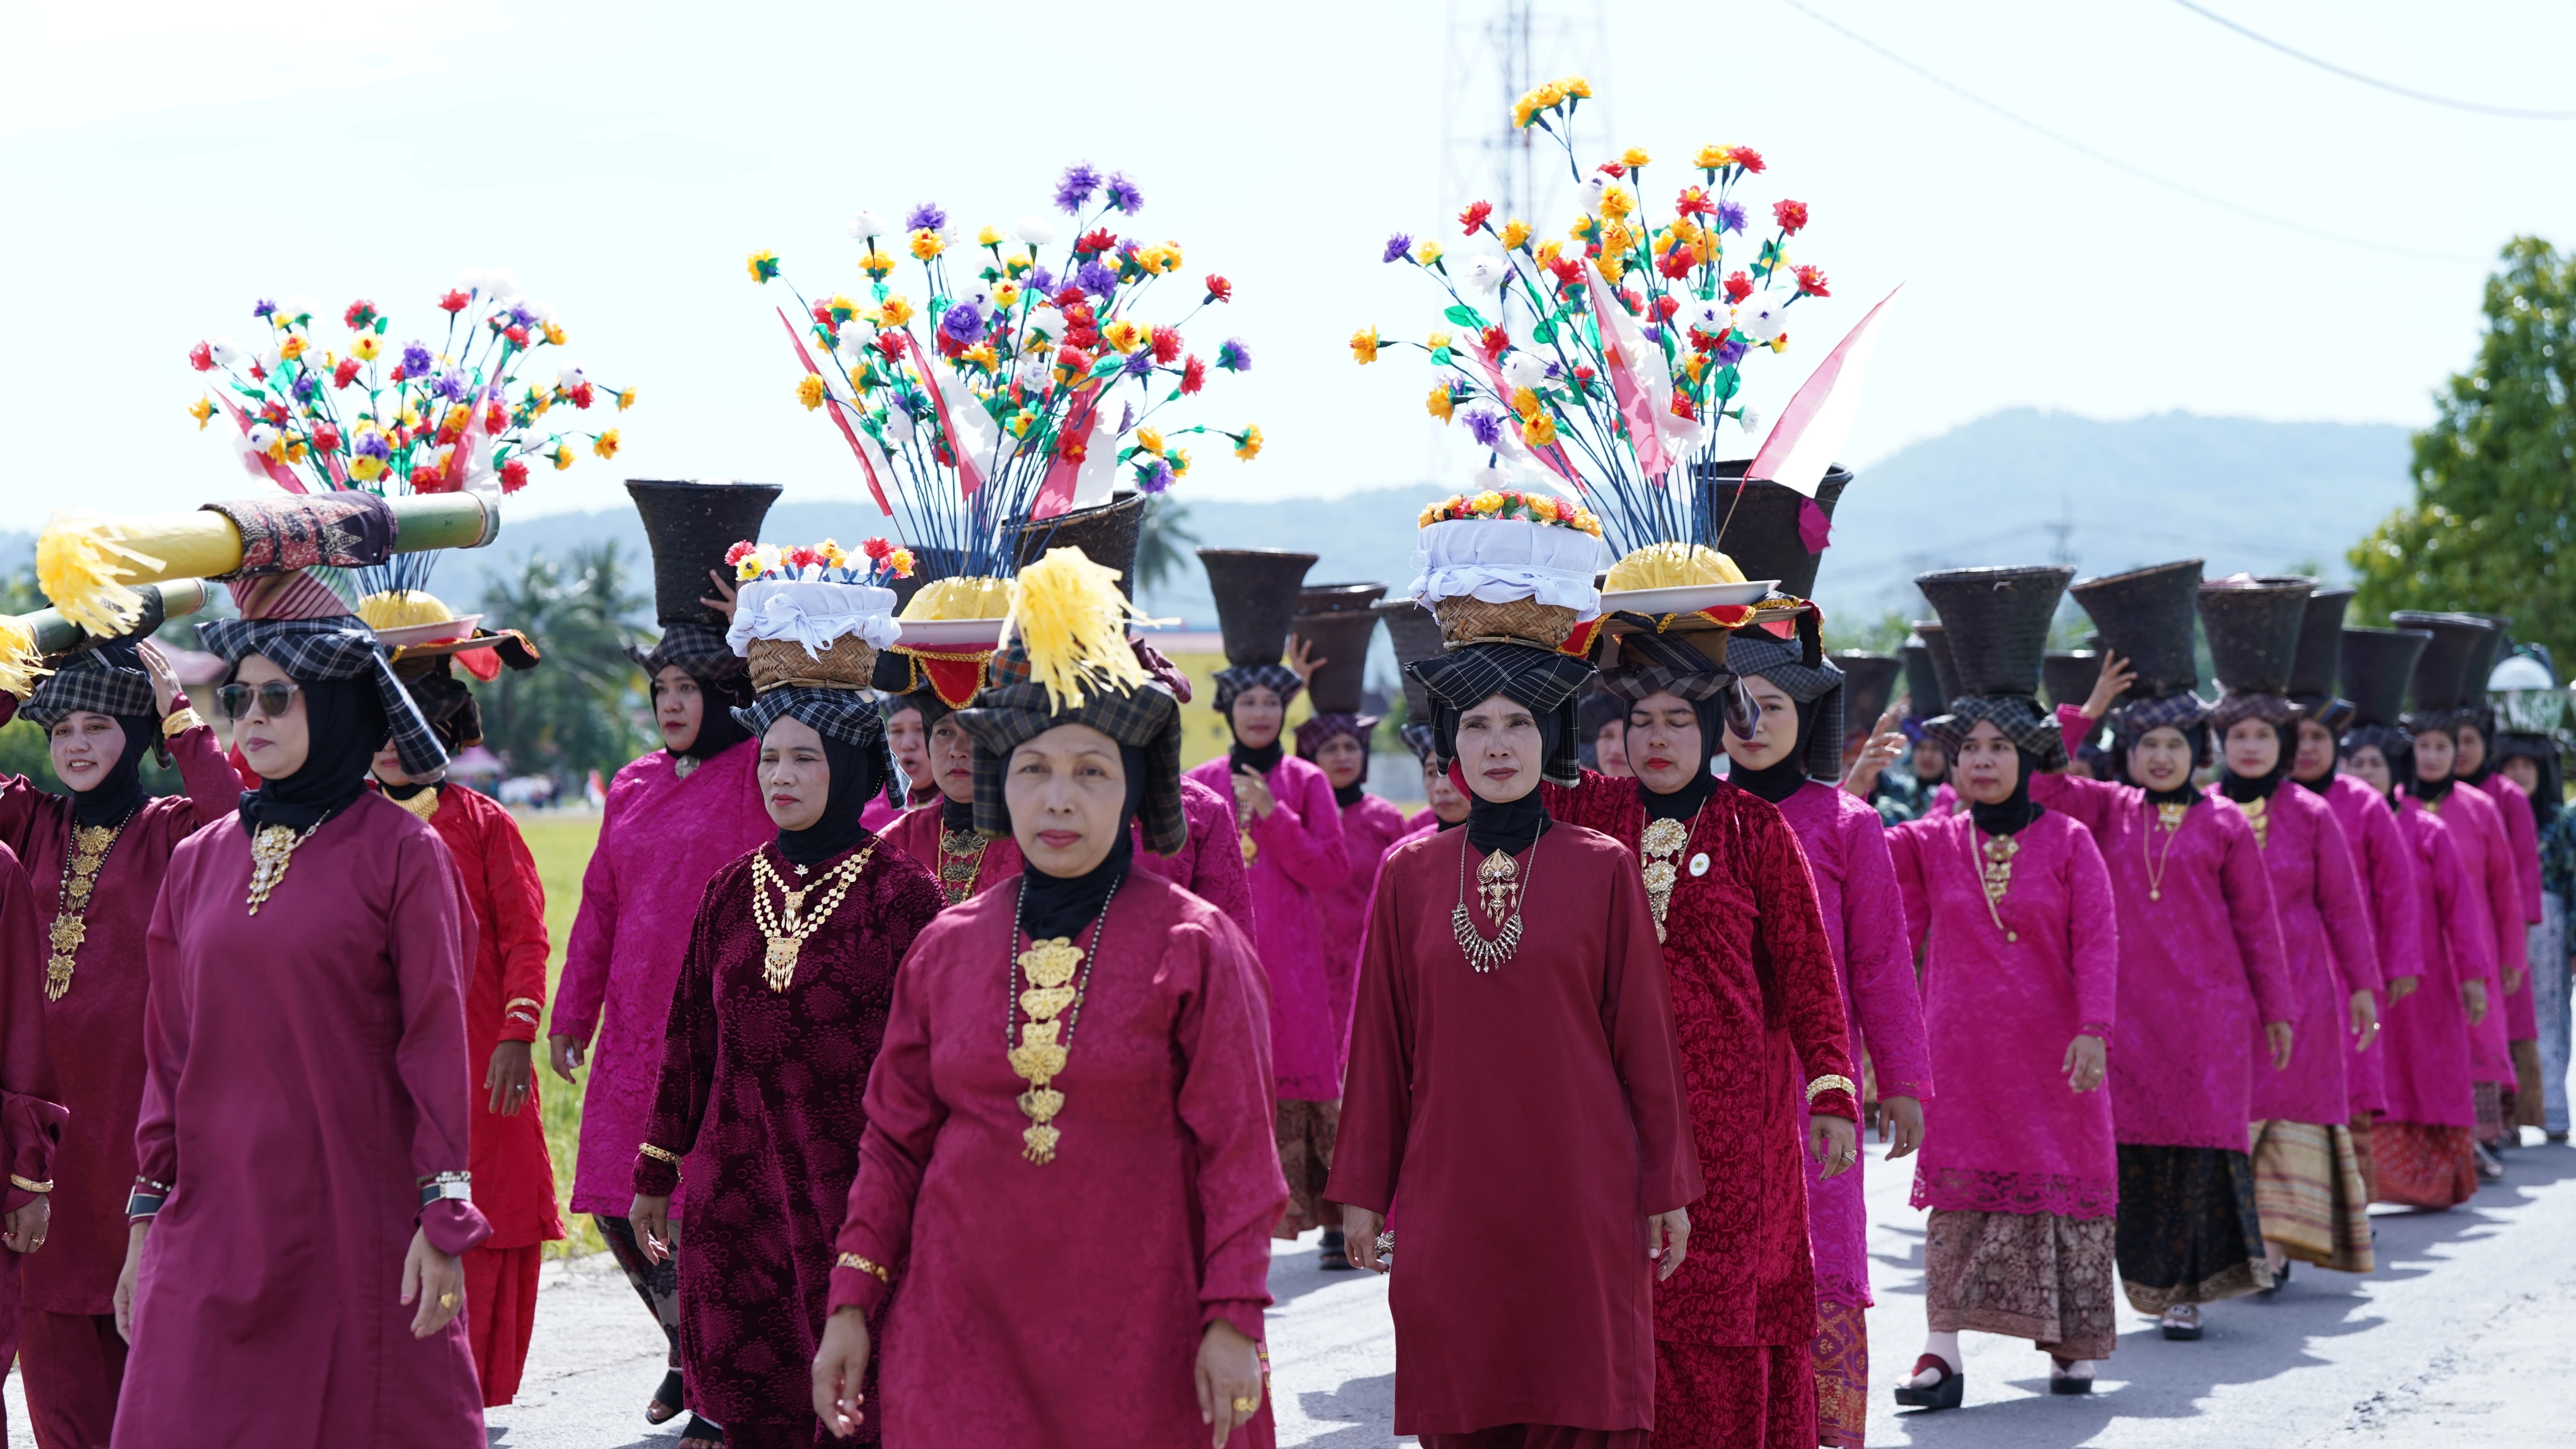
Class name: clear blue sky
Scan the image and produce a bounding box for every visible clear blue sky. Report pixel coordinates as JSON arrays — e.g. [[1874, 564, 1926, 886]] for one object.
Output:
[[4, 0, 2568, 532]]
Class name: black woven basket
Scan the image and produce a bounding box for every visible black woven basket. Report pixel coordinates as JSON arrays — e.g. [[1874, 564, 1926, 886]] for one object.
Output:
[[1916, 566, 2073, 697], [2341, 626, 2433, 729], [2459, 613, 2512, 695], [1374, 598, 1447, 721], [1833, 651, 1902, 736], [2043, 652, 2099, 711], [2198, 579, 2313, 697], [1197, 548, 1318, 667], [1899, 638, 1941, 720], [1289, 609, 1381, 714], [1914, 622, 1963, 711], [2391, 612, 2490, 713], [1691, 460, 1853, 600], [1297, 582, 1388, 616], [2267, 580, 2350, 701], [628, 479, 783, 626], [1014, 490, 1147, 599], [2071, 559, 2204, 699]]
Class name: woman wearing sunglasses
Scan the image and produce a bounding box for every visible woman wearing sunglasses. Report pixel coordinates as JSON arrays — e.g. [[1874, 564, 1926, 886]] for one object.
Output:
[[0, 631, 233, 1449], [113, 573, 490, 1446]]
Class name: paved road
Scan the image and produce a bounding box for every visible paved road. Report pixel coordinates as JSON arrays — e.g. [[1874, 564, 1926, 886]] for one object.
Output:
[[12, 1135, 2568, 1446]]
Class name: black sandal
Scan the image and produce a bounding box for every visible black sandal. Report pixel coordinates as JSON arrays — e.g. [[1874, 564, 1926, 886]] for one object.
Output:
[[1318, 1228, 1354, 1271], [678, 1412, 726, 1445], [645, 1370, 685, 1425], [2049, 1355, 2094, 1395], [1893, 1353, 1964, 1410]]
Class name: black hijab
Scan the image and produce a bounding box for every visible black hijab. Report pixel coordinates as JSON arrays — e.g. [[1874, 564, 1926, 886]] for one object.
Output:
[[1969, 748, 2048, 837], [1228, 736, 1284, 778], [1459, 708, 1564, 854], [1020, 743, 1147, 939], [71, 715, 158, 828], [2218, 721, 2297, 805], [239, 674, 388, 833], [667, 670, 755, 764], [1728, 695, 1822, 806], [1636, 695, 1723, 822], [776, 729, 884, 869]]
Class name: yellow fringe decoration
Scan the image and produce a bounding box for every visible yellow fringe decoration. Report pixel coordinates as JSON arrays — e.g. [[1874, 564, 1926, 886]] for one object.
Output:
[[357, 590, 456, 630], [900, 575, 1015, 621], [0, 619, 50, 702], [1605, 542, 1745, 592], [35, 513, 168, 639], [1006, 547, 1152, 713]]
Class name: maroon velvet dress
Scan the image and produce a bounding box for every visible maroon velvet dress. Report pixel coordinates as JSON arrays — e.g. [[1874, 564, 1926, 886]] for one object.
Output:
[[883, 777, 1253, 924], [634, 838, 943, 1448], [118, 794, 490, 1448], [829, 871, 1286, 1448], [1329, 822, 1699, 1446]]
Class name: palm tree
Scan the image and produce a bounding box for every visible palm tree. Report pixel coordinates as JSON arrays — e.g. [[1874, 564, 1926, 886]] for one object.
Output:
[[474, 541, 656, 789], [1136, 495, 1199, 594]]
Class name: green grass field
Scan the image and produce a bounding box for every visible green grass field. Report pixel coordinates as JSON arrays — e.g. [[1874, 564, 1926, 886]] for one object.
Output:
[[519, 813, 607, 1259]]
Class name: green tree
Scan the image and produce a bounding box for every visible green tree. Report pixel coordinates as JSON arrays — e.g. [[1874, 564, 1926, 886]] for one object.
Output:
[[1136, 496, 1199, 594], [472, 541, 656, 791], [2353, 237, 2576, 665]]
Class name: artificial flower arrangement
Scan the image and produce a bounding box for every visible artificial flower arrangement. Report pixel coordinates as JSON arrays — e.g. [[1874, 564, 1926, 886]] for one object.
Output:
[[723, 537, 914, 687], [185, 272, 633, 595], [1417, 488, 1602, 537], [726, 537, 917, 588], [1360, 76, 1834, 575], [748, 163, 1258, 619]]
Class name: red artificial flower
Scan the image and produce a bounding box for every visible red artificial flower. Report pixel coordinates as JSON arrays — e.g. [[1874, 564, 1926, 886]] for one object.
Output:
[[1062, 301, 1096, 327], [411, 464, 456, 495], [1545, 255, 1584, 290], [1618, 288, 1643, 315], [503, 324, 531, 346], [1055, 432, 1088, 464], [188, 341, 215, 372], [1674, 186, 1714, 219], [312, 423, 341, 452], [438, 289, 471, 313], [933, 329, 965, 358], [333, 357, 361, 389], [725, 541, 758, 565], [437, 411, 466, 444], [1654, 295, 1682, 321], [1596, 161, 1626, 179], [1657, 248, 1694, 280], [1691, 326, 1728, 353], [249, 361, 267, 381], [1480, 325, 1512, 355], [812, 303, 837, 328], [1795, 264, 1830, 297], [1204, 273, 1233, 302], [1458, 200, 1493, 234], [1058, 346, 1093, 375], [1151, 327, 1183, 364], [875, 333, 906, 361], [1723, 270, 1754, 303], [1772, 198, 1808, 234], [1731, 146, 1766, 173], [485, 401, 509, 434], [572, 381, 596, 410], [500, 458, 530, 495], [861, 536, 894, 560], [1180, 355, 1206, 394], [343, 300, 375, 329], [1670, 392, 1698, 421], [1076, 227, 1117, 256], [260, 400, 288, 425], [1053, 286, 1089, 309], [1572, 364, 1597, 386]]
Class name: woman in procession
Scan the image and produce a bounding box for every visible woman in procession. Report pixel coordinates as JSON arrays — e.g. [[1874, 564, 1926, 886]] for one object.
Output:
[[811, 549, 1285, 1446], [2446, 621, 2547, 1131]]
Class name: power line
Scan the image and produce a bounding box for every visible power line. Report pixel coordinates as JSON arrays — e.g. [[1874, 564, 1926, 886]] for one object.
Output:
[[1772, 0, 2492, 266], [2169, 0, 2576, 121]]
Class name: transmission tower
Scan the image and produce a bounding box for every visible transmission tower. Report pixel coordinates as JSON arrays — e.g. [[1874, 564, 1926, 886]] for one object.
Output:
[[1439, 0, 1615, 246]]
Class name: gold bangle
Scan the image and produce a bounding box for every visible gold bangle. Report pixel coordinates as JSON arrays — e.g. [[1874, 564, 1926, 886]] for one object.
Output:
[[10, 1176, 52, 1194], [836, 1252, 892, 1283], [161, 708, 202, 738], [1804, 1074, 1857, 1106], [638, 1143, 682, 1166]]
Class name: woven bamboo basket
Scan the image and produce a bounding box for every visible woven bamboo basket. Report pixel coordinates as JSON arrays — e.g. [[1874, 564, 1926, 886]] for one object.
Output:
[[748, 636, 878, 692], [1432, 595, 1578, 650]]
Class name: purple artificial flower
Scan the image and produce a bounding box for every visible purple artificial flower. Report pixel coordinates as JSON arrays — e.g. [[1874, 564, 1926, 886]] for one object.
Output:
[[1642, 323, 1664, 345], [1141, 459, 1175, 494], [1464, 408, 1504, 447], [1216, 338, 1250, 372], [1715, 335, 1749, 366], [354, 430, 393, 461], [1054, 163, 1101, 214], [1122, 348, 1156, 378], [1717, 199, 1747, 235], [435, 370, 471, 401], [1103, 171, 1144, 212], [510, 303, 539, 329], [939, 302, 984, 345], [1075, 259, 1118, 297], [906, 202, 948, 234], [252, 298, 277, 318], [1028, 264, 1057, 294], [290, 373, 319, 401], [401, 342, 434, 374], [1382, 232, 1413, 264]]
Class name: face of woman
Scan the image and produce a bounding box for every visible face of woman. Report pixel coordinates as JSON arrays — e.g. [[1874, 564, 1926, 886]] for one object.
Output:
[[48, 711, 125, 794], [928, 714, 977, 804], [1594, 721, 1631, 778], [885, 707, 928, 789], [2345, 743, 2392, 796], [1423, 755, 1470, 823], [1952, 721, 2021, 805], [1720, 675, 1800, 772], [1911, 738, 1946, 780], [2501, 755, 2542, 796], [2292, 718, 2338, 782], [1228, 687, 1284, 750], [757, 716, 830, 832], [2127, 726, 2196, 791], [1006, 723, 1129, 877], [2453, 723, 2487, 776], [231, 653, 311, 780], [369, 742, 429, 789], [1315, 733, 1367, 790], [2222, 717, 2282, 779], [1456, 694, 1543, 803], [1627, 691, 1704, 796], [653, 667, 704, 752], [2413, 728, 2456, 783]]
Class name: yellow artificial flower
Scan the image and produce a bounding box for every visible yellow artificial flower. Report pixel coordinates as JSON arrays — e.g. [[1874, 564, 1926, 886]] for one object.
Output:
[[553, 445, 575, 471], [1102, 319, 1144, 353], [618, 387, 638, 411], [888, 547, 917, 577], [736, 556, 763, 581], [1535, 238, 1563, 267], [1528, 493, 1560, 521], [529, 392, 553, 418], [878, 295, 915, 328], [1597, 251, 1628, 284], [908, 228, 943, 261], [282, 438, 308, 463], [977, 224, 1004, 248], [1134, 426, 1165, 455], [747, 249, 779, 282], [400, 406, 423, 428], [993, 280, 1021, 309], [1415, 239, 1444, 266], [1170, 446, 1192, 476], [352, 335, 381, 362], [1426, 386, 1455, 423], [350, 454, 385, 483], [1769, 334, 1791, 353], [1234, 427, 1263, 461], [819, 539, 847, 566], [593, 429, 621, 460], [1137, 243, 1183, 274], [797, 374, 829, 411], [1562, 75, 1592, 99], [1501, 218, 1532, 250], [189, 397, 214, 430], [1601, 219, 1635, 254], [1684, 353, 1708, 383], [1510, 386, 1544, 421], [543, 320, 568, 346], [1427, 330, 1452, 351], [279, 335, 307, 361], [1349, 326, 1381, 365], [1572, 507, 1601, 535], [1470, 490, 1506, 515], [859, 246, 897, 280], [1696, 144, 1732, 169], [1620, 147, 1651, 169], [1004, 255, 1032, 278], [1599, 186, 1632, 222], [1512, 94, 1543, 128], [963, 342, 998, 371]]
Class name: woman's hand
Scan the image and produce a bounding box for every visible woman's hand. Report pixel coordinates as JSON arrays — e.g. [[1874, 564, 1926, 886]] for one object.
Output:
[[1645, 1208, 1691, 1281], [137, 640, 184, 717], [399, 1227, 464, 1339], [114, 1220, 148, 1343], [631, 1194, 673, 1264], [700, 569, 740, 621], [2390, 974, 2420, 1003], [2265, 1021, 2296, 1070], [812, 1307, 874, 1440], [1841, 723, 1907, 798], [1284, 635, 1325, 688], [1195, 1319, 1263, 1449], [2064, 1033, 2107, 1092], [1810, 1114, 1858, 1180], [1232, 767, 1276, 822], [2349, 990, 2379, 1049], [486, 1040, 536, 1115], [2083, 654, 2137, 721], [2464, 978, 2490, 1025], [548, 1033, 585, 1084], [1878, 1094, 1926, 1159], [4, 1192, 50, 1253], [2504, 967, 2526, 995], [1341, 1204, 1387, 1273]]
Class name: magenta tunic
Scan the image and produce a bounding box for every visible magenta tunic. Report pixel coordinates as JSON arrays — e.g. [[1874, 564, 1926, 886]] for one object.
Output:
[[2032, 775, 2293, 1151], [829, 872, 1286, 1449], [1323, 793, 1413, 1073], [120, 795, 490, 1448], [2217, 784, 2381, 1126], [2319, 774, 2421, 1117], [2382, 798, 2490, 1128], [2472, 773, 2543, 1041], [2429, 783, 2519, 1083], [1185, 753, 1350, 1100], [1890, 810, 2120, 1216], [551, 742, 772, 1215], [1776, 780, 1931, 1307]]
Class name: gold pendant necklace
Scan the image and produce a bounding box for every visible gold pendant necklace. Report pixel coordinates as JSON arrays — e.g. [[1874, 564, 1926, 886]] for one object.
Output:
[[2236, 794, 2270, 849], [245, 821, 323, 915], [750, 846, 875, 992], [936, 828, 992, 906], [2143, 798, 2188, 903], [1452, 836, 1538, 971], [47, 818, 127, 1001], [1637, 813, 1699, 944], [390, 784, 441, 823], [1006, 874, 1124, 1164], [1969, 825, 2020, 944]]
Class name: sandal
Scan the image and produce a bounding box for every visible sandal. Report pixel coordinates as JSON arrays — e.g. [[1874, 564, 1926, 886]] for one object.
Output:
[[2160, 1304, 2202, 1341], [2049, 1356, 2095, 1395], [1892, 1353, 1964, 1410], [678, 1412, 726, 1445], [1318, 1228, 1354, 1271], [645, 1369, 684, 1426]]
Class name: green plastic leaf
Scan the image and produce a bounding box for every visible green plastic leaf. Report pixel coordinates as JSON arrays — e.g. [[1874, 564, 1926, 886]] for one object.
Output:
[[1530, 318, 1557, 345], [1442, 304, 1490, 329], [1430, 346, 1454, 367], [1088, 355, 1125, 379]]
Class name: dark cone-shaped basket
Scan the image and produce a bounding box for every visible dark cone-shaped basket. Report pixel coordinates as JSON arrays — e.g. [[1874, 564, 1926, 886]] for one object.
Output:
[[1916, 566, 2074, 697], [1913, 622, 1964, 709], [1834, 651, 1902, 737], [2460, 614, 2511, 694], [1900, 638, 1941, 721], [1014, 490, 1147, 600], [2070, 559, 2204, 699], [1197, 548, 1317, 667], [627, 479, 784, 627], [1692, 460, 1853, 600], [2197, 578, 2313, 697], [2043, 652, 2099, 710], [2342, 626, 2432, 729], [1298, 581, 1388, 616], [2270, 580, 2351, 701], [2392, 612, 2490, 713], [1374, 598, 1447, 723], [1289, 609, 1381, 715]]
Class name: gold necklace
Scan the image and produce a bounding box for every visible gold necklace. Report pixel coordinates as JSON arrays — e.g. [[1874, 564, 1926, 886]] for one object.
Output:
[[245, 822, 323, 915], [2142, 798, 2188, 903], [47, 818, 127, 1001], [749, 846, 875, 992], [1968, 824, 2019, 944], [936, 827, 992, 906], [1637, 813, 1699, 943], [390, 784, 441, 823], [1006, 874, 1124, 1164], [1452, 836, 1538, 971], [2236, 793, 2270, 849]]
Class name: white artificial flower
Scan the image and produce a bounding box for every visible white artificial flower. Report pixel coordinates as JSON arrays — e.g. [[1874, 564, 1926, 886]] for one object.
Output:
[[556, 362, 587, 390], [245, 423, 279, 451], [1737, 290, 1791, 343], [848, 210, 891, 240], [1013, 215, 1056, 246], [1737, 405, 1764, 435], [832, 328, 872, 366], [517, 295, 556, 323], [1575, 174, 1608, 215], [206, 337, 243, 368], [276, 294, 319, 324], [1502, 352, 1549, 392], [1458, 255, 1511, 295], [258, 346, 284, 375], [1681, 295, 1730, 336], [951, 278, 992, 311], [882, 408, 916, 444]]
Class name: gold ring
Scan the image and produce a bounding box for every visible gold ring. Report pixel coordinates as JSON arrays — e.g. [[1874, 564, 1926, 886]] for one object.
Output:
[[438, 1291, 459, 1310], [1231, 1395, 1260, 1414]]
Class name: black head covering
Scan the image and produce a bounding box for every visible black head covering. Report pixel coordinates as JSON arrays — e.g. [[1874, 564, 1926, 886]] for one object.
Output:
[[1410, 641, 1594, 788], [1017, 744, 1148, 939], [28, 639, 164, 825], [2341, 723, 2415, 807], [635, 620, 756, 762], [772, 729, 880, 869], [955, 643, 1188, 857], [234, 672, 389, 833], [2217, 719, 2299, 805], [1294, 711, 1379, 806], [68, 716, 158, 828], [1728, 692, 1826, 806], [1212, 663, 1303, 714], [730, 686, 894, 866], [1723, 627, 1846, 782], [1967, 748, 2048, 837]]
